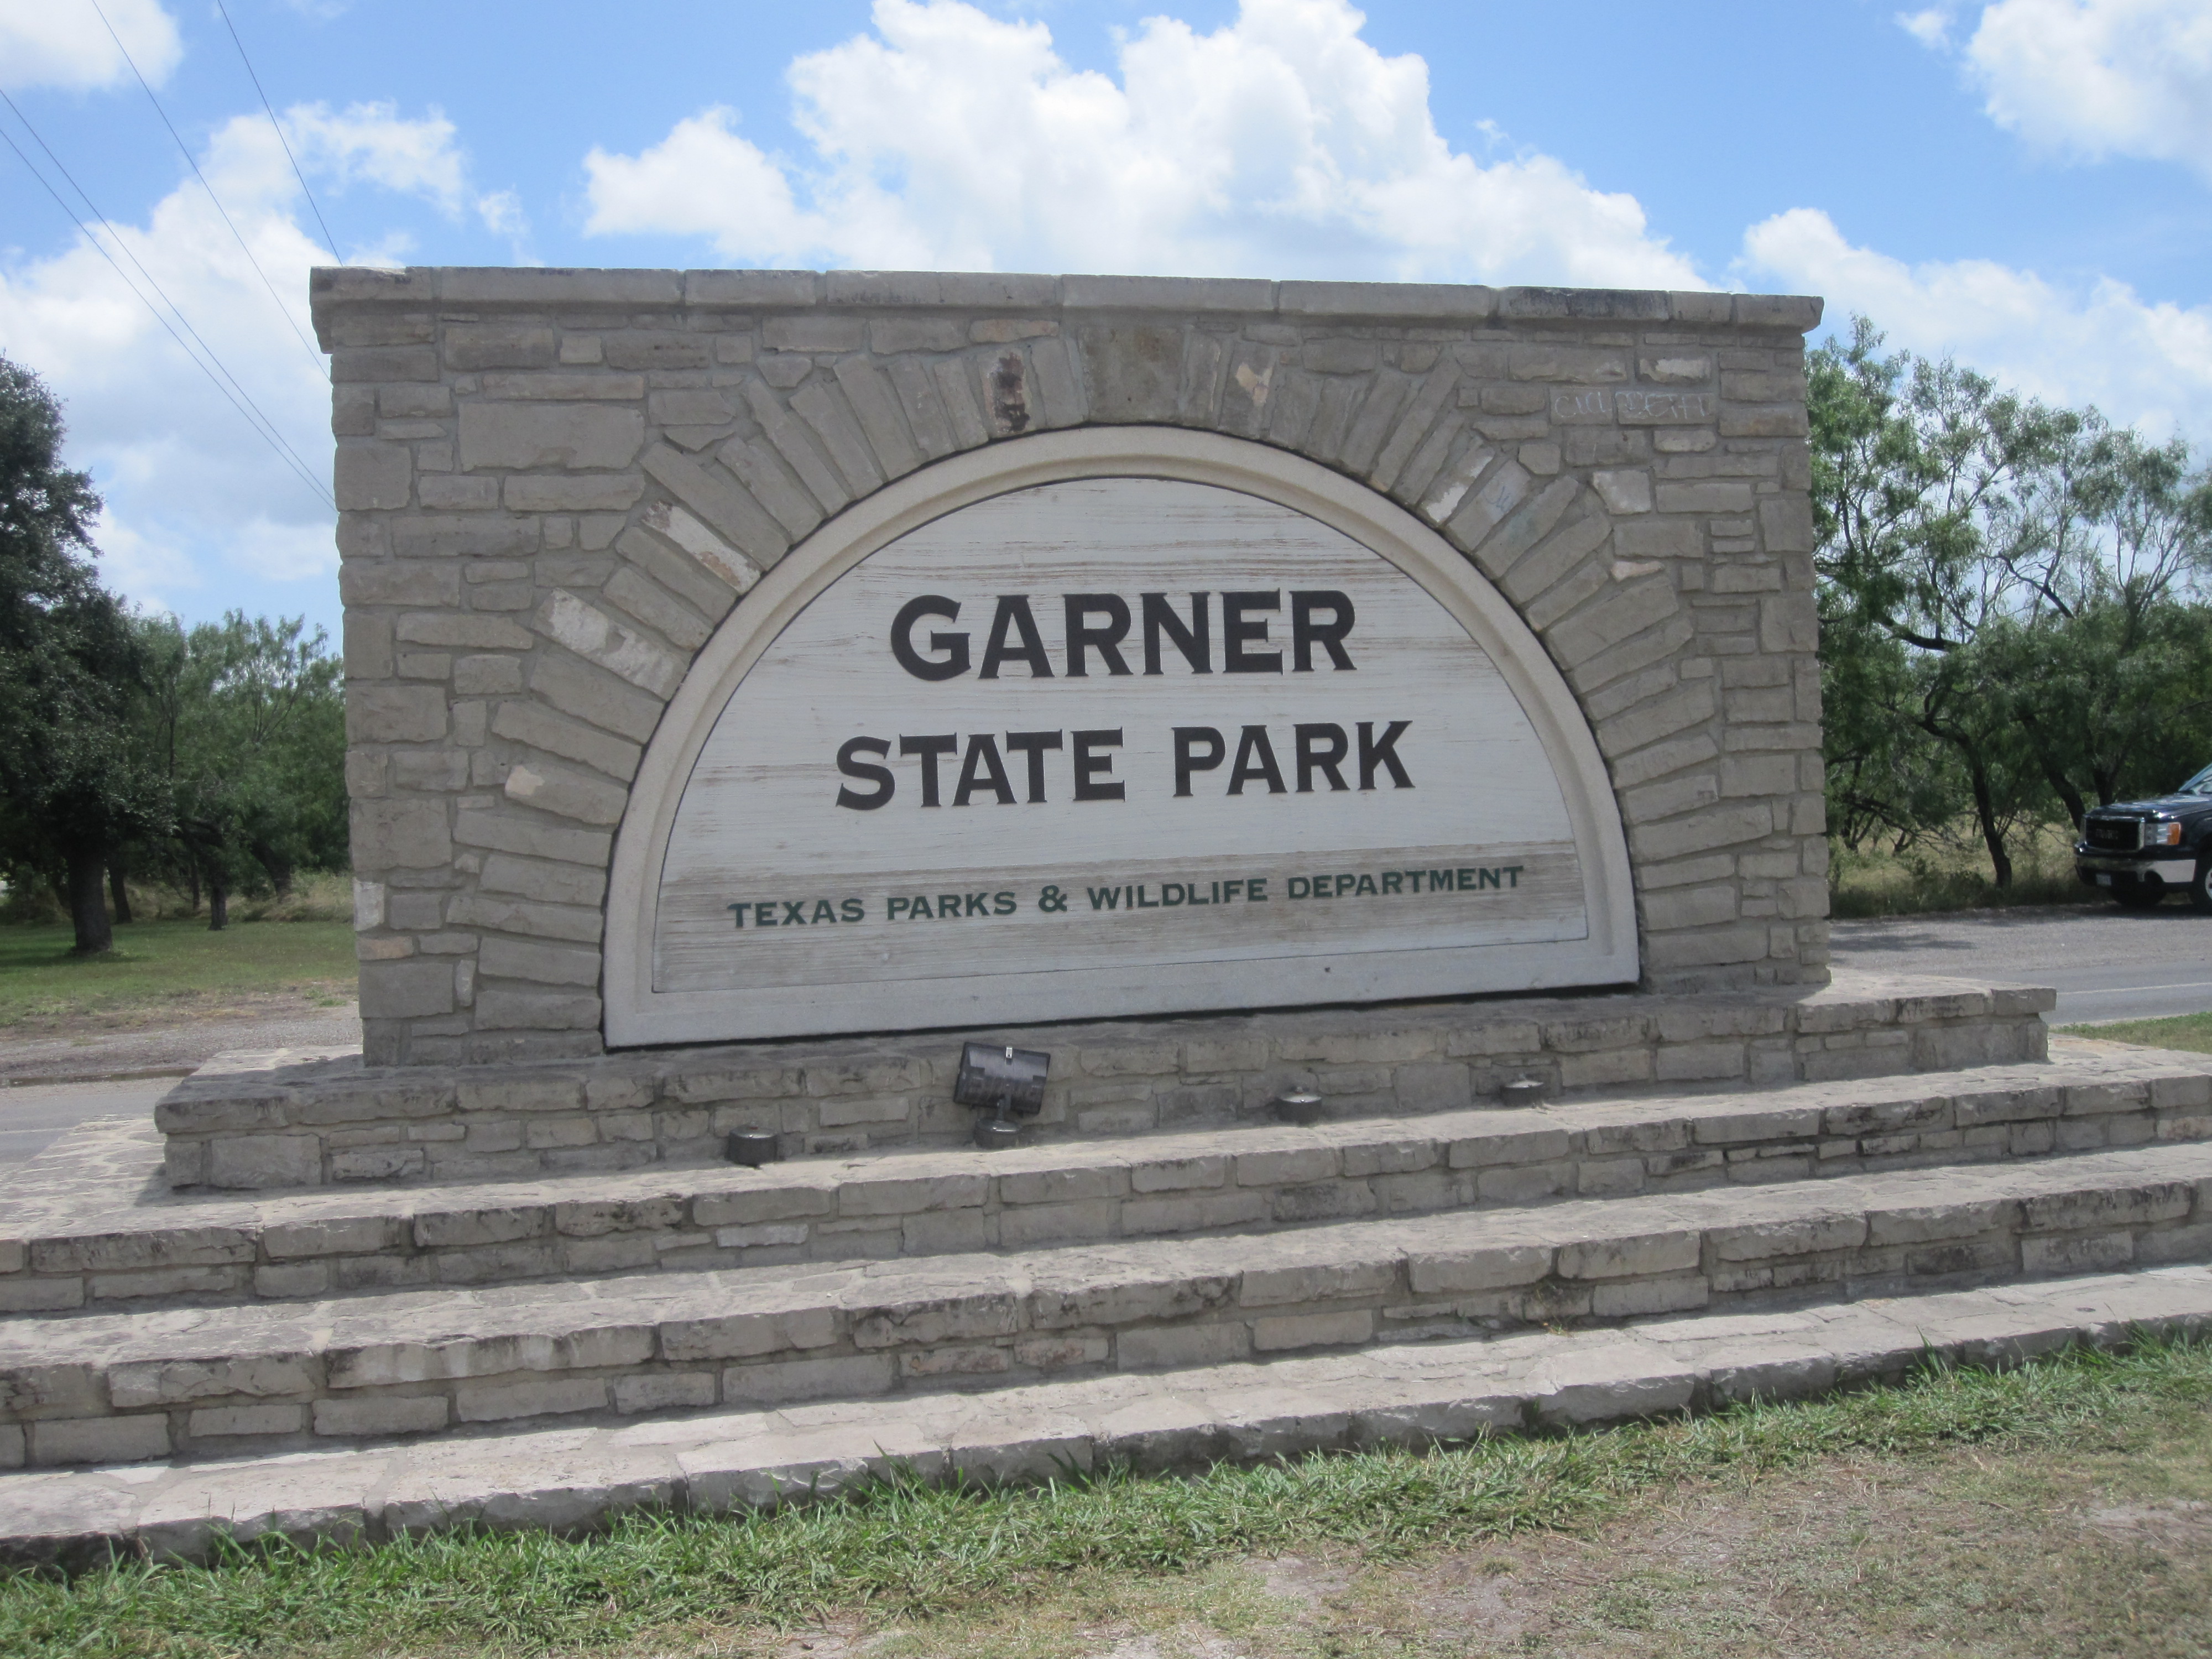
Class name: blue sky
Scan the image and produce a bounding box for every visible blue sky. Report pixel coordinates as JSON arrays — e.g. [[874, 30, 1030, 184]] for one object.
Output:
[[2, 0, 2208, 645]]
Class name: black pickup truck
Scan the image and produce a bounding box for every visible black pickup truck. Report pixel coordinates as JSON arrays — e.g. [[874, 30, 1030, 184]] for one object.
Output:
[[2075, 762, 2212, 911]]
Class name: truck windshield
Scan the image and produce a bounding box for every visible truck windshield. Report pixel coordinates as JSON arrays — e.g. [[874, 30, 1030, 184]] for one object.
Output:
[[2184, 764, 2212, 796]]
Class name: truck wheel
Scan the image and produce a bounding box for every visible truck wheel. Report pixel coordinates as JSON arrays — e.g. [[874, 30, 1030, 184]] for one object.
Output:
[[2114, 884, 2166, 910], [2192, 859, 2212, 915]]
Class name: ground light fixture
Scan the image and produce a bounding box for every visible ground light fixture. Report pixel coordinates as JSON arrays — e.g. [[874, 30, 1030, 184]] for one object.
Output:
[[956, 1041, 1051, 1149]]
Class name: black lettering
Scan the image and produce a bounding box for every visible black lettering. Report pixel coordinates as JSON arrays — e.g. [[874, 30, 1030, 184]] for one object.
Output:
[[1072, 728, 1125, 801], [1479, 868, 1500, 890], [964, 892, 989, 916], [1288, 876, 1310, 899], [1141, 592, 1211, 674], [888, 896, 910, 920], [953, 734, 1016, 806], [1135, 885, 1159, 908], [1248, 877, 1269, 901], [1295, 723, 1350, 792], [1291, 590, 1356, 671], [1427, 868, 1455, 893], [993, 891, 1016, 915], [1162, 883, 1186, 906], [1355, 873, 1378, 896], [812, 899, 838, 924], [1087, 885, 1122, 910], [890, 595, 968, 680], [937, 892, 962, 918], [1063, 594, 1133, 677], [1401, 870, 1423, 893], [782, 901, 808, 925], [754, 903, 776, 927], [727, 901, 746, 929], [1173, 726, 1224, 797], [1503, 865, 1522, 887], [1381, 871, 1404, 894], [1222, 591, 1282, 672], [1358, 720, 1413, 789], [1004, 731, 1063, 803], [907, 895, 933, 919], [835, 737, 895, 811], [841, 897, 865, 921], [1334, 873, 1357, 897], [978, 595, 1053, 679], [899, 734, 959, 807], [1227, 725, 1286, 795]]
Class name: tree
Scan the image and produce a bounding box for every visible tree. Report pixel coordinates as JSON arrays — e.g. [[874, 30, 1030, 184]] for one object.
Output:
[[1812, 318, 2212, 886], [0, 356, 166, 952], [133, 612, 344, 929]]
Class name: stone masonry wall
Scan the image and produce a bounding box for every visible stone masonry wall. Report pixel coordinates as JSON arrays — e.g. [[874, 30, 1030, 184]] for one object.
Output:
[[311, 269, 1828, 1067]]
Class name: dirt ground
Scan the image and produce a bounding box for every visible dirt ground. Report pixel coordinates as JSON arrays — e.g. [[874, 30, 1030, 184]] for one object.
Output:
[[775, 1402, 2212, 1659]]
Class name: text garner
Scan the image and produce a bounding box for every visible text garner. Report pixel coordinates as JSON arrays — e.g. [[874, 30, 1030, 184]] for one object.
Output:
[[833, 589, 1415, 810]]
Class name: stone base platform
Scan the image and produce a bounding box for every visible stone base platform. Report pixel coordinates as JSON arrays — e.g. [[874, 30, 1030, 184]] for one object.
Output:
[[158, 971, 2053, 1192], [7, 1262, 2209, 1566]]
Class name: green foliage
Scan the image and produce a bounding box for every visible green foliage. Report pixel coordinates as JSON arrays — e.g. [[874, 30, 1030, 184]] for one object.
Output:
[[130, 611, 346, 913], [0, 351, 346, 942], [2, 1338, 2205, 1659], [0, 357, 169, 949], [1812, 319, 2212, 885]]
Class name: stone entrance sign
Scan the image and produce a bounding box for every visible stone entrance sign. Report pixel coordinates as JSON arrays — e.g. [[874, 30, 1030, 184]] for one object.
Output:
[[609, 435, 1636, 1043], [314, 268, 1828, 1067]]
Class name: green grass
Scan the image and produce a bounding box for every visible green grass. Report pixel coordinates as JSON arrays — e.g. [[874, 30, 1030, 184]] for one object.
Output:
[[1829, 822, 2103, 918], [4, 1338, 2208, 1659], [2061, 1010, 2212, 1055], [0, 881, 355, 1030]]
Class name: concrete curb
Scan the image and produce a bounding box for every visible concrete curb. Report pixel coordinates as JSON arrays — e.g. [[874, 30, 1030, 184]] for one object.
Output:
[[5, 1264, 2208, 1567]]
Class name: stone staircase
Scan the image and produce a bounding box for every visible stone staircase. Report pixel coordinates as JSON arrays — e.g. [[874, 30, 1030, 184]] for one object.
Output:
[[5, 976, 2212, 1563]]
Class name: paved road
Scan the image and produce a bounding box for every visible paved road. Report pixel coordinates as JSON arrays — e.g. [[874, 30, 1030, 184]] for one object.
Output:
[[0, 1081, 170, 1169], [1831, 903, 2212, 1025]]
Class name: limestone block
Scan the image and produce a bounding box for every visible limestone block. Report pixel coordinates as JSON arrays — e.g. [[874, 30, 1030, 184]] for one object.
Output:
[[29, 1415, 171, 1467], [359, 959, 458, 1020], [532, 591, 685, 699], [1253, 1310, 1375, 1352], [351, 799, 451, 870], [455, 1376, 609, 1423], [187, 1403, 306, 1439], [504, 474, 644, 513], [1406, 1244, 1551, 1293], [207, 1134, 323, 1189], [335, 444, 412, 511], [639, 444, 787, 568], [445, 325, 559, 369], [458, 404, 645, 471], [503, 759, 628, 826], [603, 566, 712, 651], [346, 685, 447, 745]]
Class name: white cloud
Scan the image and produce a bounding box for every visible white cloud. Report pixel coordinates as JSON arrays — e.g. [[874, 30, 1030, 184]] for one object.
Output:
[[583, 0, 1705, 289], [1912, 0, 2212, 180], [0, 0, 181, 93], [1896, 7, 1956, 48], [1742, 206, 2212, 432], [0, 103, 483, 624]]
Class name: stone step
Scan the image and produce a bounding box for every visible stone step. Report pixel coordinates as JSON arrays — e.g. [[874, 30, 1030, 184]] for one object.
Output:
[[7, 1260, 2210, 1566], [155, 970, 2054, 1190], [6, 1141, 2209, 1469], [9, 1042, 2206, 1312]]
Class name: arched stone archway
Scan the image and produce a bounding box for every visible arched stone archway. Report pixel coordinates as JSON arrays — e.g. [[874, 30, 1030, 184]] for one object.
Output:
[[604, 427, 1637, 1045]]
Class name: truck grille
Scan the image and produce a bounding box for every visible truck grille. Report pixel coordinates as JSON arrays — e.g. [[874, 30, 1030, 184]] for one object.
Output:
[[2085, 816, 2142, 851]]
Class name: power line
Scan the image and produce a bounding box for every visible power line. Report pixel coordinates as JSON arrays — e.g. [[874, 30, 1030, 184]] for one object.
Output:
[[86, 0, 329, 376], [0, 91, 334, 507], [0, 108, 337, 510], [212, 0, 341, 266]]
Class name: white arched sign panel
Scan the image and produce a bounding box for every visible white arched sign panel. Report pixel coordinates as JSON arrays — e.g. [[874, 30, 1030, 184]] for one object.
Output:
[[604, 430, 1635, 1045]]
